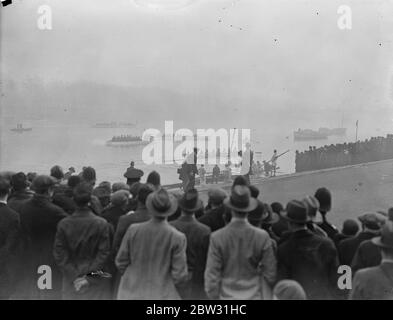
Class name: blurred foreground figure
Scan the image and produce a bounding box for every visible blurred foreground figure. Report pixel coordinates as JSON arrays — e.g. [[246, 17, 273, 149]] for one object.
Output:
[[273, 280, 306, 300], [205, 185, 276, 300], [350, 221, 393, 300], [116, 188, 188, 299], [18, 175, 67, 299], [0, 178, 20, 299], [171, 189, 211, 300], [54, 183, 112, 300], [277, 200, 339, 300]]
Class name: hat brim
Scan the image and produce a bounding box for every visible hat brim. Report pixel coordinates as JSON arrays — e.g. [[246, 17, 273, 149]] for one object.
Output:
[[281, 210, 310, 224], [179, 199, 204, 213], [146, 194, 178, 217], [224, 197, 258, 213], [262, 212, 280, 225], [371, 236, 393, 249]]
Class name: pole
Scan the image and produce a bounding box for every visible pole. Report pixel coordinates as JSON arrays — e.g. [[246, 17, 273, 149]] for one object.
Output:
[[355, 120, 358, 141]]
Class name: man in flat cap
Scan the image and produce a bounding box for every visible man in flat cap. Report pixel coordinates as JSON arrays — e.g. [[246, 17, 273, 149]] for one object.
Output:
[[350, 220, 393, 299], [338, 212, 385, 266], [351, 209, 393, 274]]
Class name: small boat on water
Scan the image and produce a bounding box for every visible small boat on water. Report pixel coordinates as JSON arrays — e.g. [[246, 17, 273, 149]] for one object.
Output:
[[318, 127, 347, 136], [106, 135, 149, 147], [294, 129, 328, 141], [10, 124, 32, 133], [93, 121, 136, 128]]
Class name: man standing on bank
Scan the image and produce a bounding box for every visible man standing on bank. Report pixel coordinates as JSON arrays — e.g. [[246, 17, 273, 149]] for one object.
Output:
[[123, 161, 144, 188]]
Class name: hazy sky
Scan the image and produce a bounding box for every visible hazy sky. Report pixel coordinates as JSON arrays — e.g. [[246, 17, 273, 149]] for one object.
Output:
[[1, 0, 393, 129]]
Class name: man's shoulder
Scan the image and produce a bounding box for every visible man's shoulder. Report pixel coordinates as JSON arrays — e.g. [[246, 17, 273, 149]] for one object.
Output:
[[0, 204, 19, 221], [354, 265, 384, 282], [118, 211, 138, 224], [195, 220, 211, 234], [358, 239, 377, 250], [339, 235, 357, 248]]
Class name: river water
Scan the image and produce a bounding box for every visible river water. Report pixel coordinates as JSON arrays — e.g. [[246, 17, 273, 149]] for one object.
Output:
[[1, 119, 390, 185]]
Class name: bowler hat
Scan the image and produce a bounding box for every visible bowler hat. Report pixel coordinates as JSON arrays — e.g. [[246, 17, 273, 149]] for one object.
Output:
[[281, 200, 309, 224], [372, 220, 393, 249], [146, 188, 178, 217], [179, 188, 203, 212], [224, 185, 258, 213]]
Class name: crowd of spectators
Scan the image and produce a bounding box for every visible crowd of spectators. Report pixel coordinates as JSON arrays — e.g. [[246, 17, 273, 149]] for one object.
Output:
[[296, 134, 393, 172], [0, 165, 392, 300]]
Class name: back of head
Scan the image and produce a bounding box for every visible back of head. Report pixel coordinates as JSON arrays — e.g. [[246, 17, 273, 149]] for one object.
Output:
[[112, 182, 130, 193], [208, 187, 227, 206], [68, 175, 82, 189], [11, 172, 28, 192], [98, 181, 112, 193], [0, 171, 15, 182], [0, 178, 11, 198], [73, 182, 93, 207], [27, 172, 37, 183], [342, 219, 359, 236], [358, 212, 385, 231], [110, 190, 130, 208], [273, 280, 306, 300], [146, 171, 161, 187], [129, 182, 142, 198], [232, 175, 249, 188], [314, 187, 331, 213], [138, 183, 155, 205], [271, 202, 284, 215], [50, 165, 64, 181], [32, 175, 56, 195], [82, 166, 96, 185]]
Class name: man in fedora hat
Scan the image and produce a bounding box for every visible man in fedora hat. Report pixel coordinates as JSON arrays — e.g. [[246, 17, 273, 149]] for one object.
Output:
[[350, 220, 393, 300], [116, 188, 188, 300], [171, 188, 211, 300], [303, 195, 327, 238], [277, 200, 339, 300], [205, 185, 276, 300]]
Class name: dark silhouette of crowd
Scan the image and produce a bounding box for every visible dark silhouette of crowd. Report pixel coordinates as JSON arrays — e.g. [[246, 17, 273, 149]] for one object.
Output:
[[0, 165, 392, 300], [296, 134, 393, 172]]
